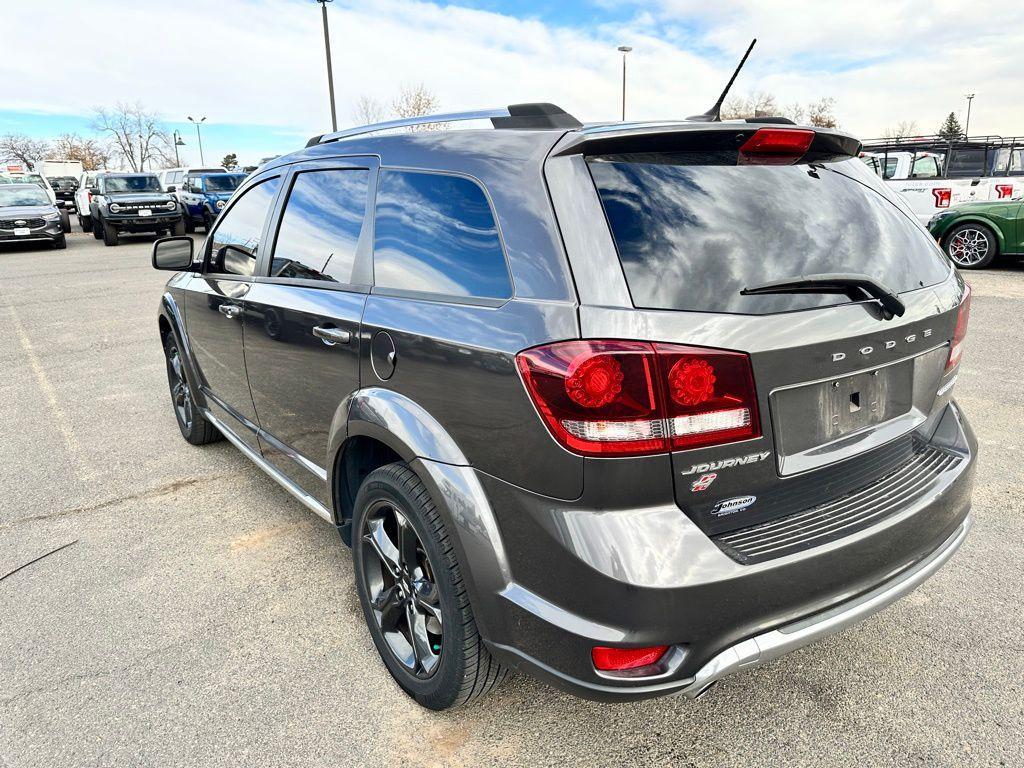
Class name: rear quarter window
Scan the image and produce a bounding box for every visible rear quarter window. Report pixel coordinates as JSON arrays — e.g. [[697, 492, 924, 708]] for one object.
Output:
[[589, 155, 950, 315], [372, 170, 511, 301]]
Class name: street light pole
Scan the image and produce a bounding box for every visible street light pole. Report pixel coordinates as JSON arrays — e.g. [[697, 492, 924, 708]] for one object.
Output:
[[187, 116, 207, 164], [172, 130, 185, 166], [317, 0, 338, 132], [964, 93, 975, 138], [617, 46, 632, 122]]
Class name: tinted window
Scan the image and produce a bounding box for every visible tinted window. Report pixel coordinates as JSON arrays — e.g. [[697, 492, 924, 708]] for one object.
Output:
[[946, 148, 986, 177], [103, 175, 162, 193], [589, 156, 950, 315], [208, 177, 280, 276], [373, 170, 511, 300], [270, 169, 369, 284], [993, 147, 1024, 176]]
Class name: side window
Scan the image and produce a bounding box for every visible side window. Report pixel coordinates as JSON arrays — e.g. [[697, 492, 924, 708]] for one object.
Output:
[[270, 168, 369, 284], [372, 170, 511, 300], [207, 177, 280, 277], [911, 155, 939, 179], [946, 148, 986, 178], [883, 158, 899, 179]]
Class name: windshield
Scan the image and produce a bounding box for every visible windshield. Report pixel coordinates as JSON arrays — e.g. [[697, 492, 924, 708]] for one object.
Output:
[[103, 175, 162, 193], [0, 186, 51, 207], [589, 155, 950, 315], [203, 174, 243, 192]]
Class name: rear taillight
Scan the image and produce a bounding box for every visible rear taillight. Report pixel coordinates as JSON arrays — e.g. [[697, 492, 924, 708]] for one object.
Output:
[[516, 340, 761, 456], [932, 188, 952, 208], [592, 645, 669, 671], [946, 285, 971, 372], [995, 184, 1013, 199], [738, 128, 814, 165]]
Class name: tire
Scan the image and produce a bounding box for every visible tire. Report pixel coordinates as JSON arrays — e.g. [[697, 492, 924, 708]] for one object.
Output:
[[80, 215, 92, 233], [163, 332, 221, 445], [59, 210, 71, 233], [53, 235, 67, 250], [202, 210, 213, 232], [184, 213, 196, 234], [92, 216, 103, 239], [944, 223, 998, 269], [352, 463, 508, 710], [172, 218, 186, 236], [102, 220, 119, 246]]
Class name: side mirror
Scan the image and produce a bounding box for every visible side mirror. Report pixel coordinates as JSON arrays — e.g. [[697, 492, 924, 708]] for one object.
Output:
[[166, 185, 177, 193], [89, 187, 101, 195], [152, 236, 194, 271]]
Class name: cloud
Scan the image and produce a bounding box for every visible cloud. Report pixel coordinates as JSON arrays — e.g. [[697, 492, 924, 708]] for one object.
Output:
[[2, 0, 1022, 151]]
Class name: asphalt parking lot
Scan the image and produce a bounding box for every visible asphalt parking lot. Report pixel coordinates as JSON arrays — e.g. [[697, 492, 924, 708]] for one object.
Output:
[[1, 230, 1023, 767]]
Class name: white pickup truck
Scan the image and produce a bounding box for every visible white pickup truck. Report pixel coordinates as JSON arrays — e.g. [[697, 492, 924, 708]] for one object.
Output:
[[861, 137, 1024, 224]]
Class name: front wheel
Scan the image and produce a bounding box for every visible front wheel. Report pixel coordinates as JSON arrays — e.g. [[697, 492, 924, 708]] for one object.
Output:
[[59, 210, 71, 233], [202, 210, 213, 232], [53, 235, 67, 250], [163, 333, 221, 445], [945, 223, 998, 269], [352, 463, 508, 710], [102, 220, 119, 246], [80, 214, 92, 233], [92, 216, 103, 239]]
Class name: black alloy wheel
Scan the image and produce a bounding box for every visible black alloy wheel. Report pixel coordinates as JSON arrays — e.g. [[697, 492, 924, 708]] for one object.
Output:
[[359, 499, 445, 680]]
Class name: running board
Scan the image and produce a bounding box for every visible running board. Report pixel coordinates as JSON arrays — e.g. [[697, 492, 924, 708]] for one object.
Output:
[[201, 407, 334, 524]]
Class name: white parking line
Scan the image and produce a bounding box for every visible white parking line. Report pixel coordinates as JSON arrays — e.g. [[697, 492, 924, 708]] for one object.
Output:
[[6, 303, 92, 478]]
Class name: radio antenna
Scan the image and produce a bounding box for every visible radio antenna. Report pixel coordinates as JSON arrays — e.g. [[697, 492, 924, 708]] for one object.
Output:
[[687, 38, 757, 122]]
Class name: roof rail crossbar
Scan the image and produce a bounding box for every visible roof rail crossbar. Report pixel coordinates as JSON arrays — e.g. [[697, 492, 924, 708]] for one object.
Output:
[[308, 103, 581, 146]]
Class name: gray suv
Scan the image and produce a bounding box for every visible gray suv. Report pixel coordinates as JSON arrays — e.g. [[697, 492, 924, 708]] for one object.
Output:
[[152, 103, 976, 710]]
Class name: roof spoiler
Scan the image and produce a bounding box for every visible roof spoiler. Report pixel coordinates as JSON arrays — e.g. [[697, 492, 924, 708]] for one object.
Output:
[[306, 102, 581, 147]]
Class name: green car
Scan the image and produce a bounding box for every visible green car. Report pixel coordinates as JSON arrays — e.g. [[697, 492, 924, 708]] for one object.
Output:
[[928, 200, 1024, 269]]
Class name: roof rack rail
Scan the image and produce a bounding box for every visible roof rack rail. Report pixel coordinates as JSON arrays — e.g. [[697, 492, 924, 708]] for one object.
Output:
[[307, 103, 581, 147]]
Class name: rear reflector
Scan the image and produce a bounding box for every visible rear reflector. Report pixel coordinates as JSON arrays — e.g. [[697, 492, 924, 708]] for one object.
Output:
[[516, 340, 760, 456], [592, 645, 669, 671], [738, 128, 815, 165], [946, 284, 971, 372]]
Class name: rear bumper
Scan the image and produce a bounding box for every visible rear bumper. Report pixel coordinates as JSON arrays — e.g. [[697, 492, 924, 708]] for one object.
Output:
[[440, 400, 976, 702]]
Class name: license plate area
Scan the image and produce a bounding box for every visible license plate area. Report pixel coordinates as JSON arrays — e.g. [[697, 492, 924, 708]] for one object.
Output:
[[770, 359, 917, 476], [14, 227, 30, 236]]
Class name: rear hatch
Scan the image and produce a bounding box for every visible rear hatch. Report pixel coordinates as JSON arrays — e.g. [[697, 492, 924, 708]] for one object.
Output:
[[548, 124, 968, 561]]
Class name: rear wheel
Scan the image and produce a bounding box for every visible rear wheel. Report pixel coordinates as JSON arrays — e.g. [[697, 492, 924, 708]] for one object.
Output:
[[102, 220, 119, 246], [80, 214, 92, 233], [163, 333, 221, 445], [945, 223, 997, 269], [353, 463, 508, 710]]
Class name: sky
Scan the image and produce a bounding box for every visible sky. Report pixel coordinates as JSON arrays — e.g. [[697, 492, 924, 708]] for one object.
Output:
[[3, 0, 1023, 168]]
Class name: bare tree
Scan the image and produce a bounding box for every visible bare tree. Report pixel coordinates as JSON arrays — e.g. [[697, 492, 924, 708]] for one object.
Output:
[[91, 102, 174, 171], [392, 84, 443, 131], [353, 95, 388, 126], [784, 101, 806, 125], [50, 133, 112, 171], [883, 120, 919, 140], [0, 133, 50, 170], [806, 97, 838, 129], [721, 92, 779, 120]]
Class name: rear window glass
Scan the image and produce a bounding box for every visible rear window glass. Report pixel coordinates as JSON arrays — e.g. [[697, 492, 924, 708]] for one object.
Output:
[[373, 170, 511, 300], [589, 156, 950, 315]]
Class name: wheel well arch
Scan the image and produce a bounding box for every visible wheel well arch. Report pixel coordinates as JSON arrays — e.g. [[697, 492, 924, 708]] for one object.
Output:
[[332, 435, 403, 545]]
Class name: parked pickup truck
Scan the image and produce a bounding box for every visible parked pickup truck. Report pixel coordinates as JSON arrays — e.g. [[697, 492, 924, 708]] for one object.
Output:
[[862, 135, 1024, 224]]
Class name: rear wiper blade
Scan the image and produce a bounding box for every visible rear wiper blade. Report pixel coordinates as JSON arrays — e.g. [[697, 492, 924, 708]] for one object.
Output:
[[741, 273, 906, 319]]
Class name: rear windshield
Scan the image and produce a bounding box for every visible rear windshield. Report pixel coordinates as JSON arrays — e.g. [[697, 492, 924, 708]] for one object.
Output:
[[589, 156, 950, 315]]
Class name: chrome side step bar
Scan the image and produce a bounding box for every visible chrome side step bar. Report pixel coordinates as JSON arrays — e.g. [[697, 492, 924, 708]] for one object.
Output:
[[202, 407, 334, 524], [681, 516, 972, 698]]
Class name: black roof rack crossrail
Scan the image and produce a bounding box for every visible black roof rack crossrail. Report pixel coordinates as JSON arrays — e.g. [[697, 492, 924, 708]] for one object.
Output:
[[308, 103, 581, 147]]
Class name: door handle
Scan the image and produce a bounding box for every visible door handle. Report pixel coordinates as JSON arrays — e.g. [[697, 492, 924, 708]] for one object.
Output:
[[313, 326, 351, 345], [219, 304, 242, 319]]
